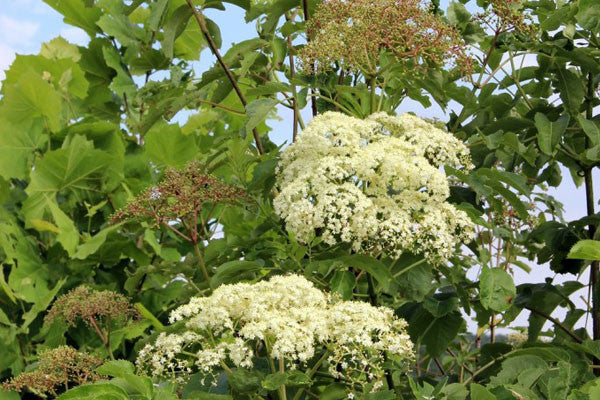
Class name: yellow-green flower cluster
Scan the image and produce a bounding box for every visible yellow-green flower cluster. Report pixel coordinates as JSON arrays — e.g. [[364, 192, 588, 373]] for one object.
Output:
[[274, 112, 474, 264], [136, 274, 413, 392], [299, 0, 472, 76]]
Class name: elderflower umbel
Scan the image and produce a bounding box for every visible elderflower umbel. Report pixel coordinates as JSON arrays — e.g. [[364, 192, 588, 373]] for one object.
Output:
[[136, 275, 413, 393], [299, 0, 472, 76], [2, 346, 104, 397], [274, 112, 475, 264]]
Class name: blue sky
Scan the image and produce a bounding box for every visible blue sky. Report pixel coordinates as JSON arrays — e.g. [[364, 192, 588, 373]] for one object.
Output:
[[1, 0, 599, 333]]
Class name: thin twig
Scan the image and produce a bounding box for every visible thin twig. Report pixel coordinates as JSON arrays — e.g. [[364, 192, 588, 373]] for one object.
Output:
[[301, 0, 318, 117], [524, 306, 583, 343], [185, 0, 264, 154], [196, 98, 245, 115]]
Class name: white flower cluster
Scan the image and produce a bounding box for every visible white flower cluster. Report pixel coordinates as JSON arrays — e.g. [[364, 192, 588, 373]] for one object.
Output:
[[505, 331, 528, 348], [274, 111, 475, 264], [136, 275, 413, 391]]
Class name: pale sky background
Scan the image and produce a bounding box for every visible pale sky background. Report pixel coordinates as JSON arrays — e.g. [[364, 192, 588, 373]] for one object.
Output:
[[1, 0, 599, 336]]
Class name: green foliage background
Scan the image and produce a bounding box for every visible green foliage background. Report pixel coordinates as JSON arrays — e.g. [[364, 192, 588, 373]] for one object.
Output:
[[0, 0, 600, 398]]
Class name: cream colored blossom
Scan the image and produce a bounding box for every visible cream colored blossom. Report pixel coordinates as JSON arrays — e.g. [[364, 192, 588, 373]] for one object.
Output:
[[136, 275, 413, 393], [274, 111, 474, 264], [506, 331, 528, 347]]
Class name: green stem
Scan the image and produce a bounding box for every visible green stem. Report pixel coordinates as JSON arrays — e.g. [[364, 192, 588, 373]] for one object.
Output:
[[377, 78, 387, 113], [366, 275, 394, 390], [196, 98, 245, 115], [524, 306, 583, 343], [392, 259, 426, 278], [193, 241, 211, 288], [88, 316, 114, 360], [463, 350, 517, 385], [279, 357, 287, 400], [292, 351, 330, 400], [308, 93, 353, 116], [301, 0, 318, 117], [184, 0, 264, 155], [284, 12, 299, 142], [584, 71, 600, 374], [507, 51, 533, 110], [369, 76, 377, 114]]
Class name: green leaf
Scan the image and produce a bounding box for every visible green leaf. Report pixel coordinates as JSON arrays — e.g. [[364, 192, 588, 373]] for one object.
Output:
[[96, 360, 135, 377], [148, 0, 169, 31], [567, 240, 600, 260], [21, 278, 65, 329], [447, 2, 471, 25], [23, 135, 111, 224], [535, 113, 569, 155], [331, 270, 355, 300], [270, 37, 287, 70], [516, 281, 583, 340], [184, 393, 232, 400], [161, 4, 206, 61], [245, 98, 278, 134], [261, 373, 287, 391], [1, 69, 62, 132], [284, 370, 311, 387], [66, 121, 125, 190], [110, 374, 154, 399], [576, 0, 600, 32], [56, 383, 130, 400], [221, 0, 250, 10], [441, 383, 468, 400], [249, 158, 278, 193], [102, 46, 137, 98], [228, 369, 263, 394], [4, 54, 89, 99], [408, 310, 464, 357], [42, 0, 101, 36], [247, 82, 291, 97], [470, 384, 496, 400], [48, 199, 80, 256], [320, 383, 347, 400], [577, 115, 600, 146], [131, 49, 169, 74], [340, 254, 392, 291], [0, 391, 21, 400], [391, 256, 433, 302], [211, 260, 262, 288], [363, 390, 396, 400], [0, 119, 46, 180], [41, 37, 81, 61], [162, 5, 193, 59], [135, 302, 164, 330], [145, 120, 198, 167], [2, 222, 49, 304], [97, 13, 143, 49], [205, 17, 222, 50], [541, 6, 571, 31], [423, 295, 458, 318], [556, 68, 585, 115], [489, 355, 547, 387], [480, 266, 516, 312]]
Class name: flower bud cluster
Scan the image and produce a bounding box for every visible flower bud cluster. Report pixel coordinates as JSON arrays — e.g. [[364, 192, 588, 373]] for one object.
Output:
[[45, 286, 137, 327], [136, 274, 413, 392], [274, 112, 474, 264], [299, 0, 472, 76], [111, 161, 246, 228], [2, 346, 104, 397], [476, 0, 535, 37]]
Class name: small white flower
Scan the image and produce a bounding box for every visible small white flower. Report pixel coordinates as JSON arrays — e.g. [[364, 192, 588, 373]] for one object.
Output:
[[136, 275, 414, 389], [273, 111, 474, 264]]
